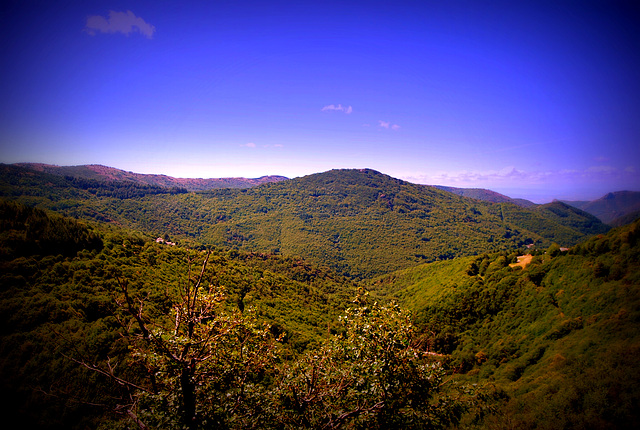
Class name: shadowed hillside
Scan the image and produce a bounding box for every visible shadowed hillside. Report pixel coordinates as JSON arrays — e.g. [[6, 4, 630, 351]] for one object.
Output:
[[563, 191, 640, 224]]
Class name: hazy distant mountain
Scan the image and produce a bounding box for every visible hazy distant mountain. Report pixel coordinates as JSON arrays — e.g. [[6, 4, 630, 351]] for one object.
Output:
[[562, 191, 640, 224], [433, 185, 536, 208], [533, 200, 608, 237], [15, 163, 288, 191]]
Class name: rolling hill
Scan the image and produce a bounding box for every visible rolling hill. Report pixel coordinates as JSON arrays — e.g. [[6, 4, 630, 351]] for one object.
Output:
[[0, 201, 356, 428], [433, 185, 536, 208], [369, 219, 640, 428], [0, 164, 636, 429], [1, 165, 609, 278], [15, 163, 288, 191]]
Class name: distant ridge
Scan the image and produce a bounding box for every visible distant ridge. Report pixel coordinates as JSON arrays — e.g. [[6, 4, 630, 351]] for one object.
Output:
[[562, 191, 640, 224], [433, 185, 536, 208], [15, 163, 289, 191]]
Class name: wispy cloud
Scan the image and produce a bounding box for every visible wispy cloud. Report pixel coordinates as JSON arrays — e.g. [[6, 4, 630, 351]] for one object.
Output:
[[402, 165, 640, 201], [321, 104, 353, 114], [240, 142, 284, 149], [85, 10, 156, 39], [408, 166, 575, 187], [378, 120, 400, 130]]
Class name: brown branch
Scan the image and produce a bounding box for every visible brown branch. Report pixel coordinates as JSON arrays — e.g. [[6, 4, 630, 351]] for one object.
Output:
[[322, 401, 385, 430], [61, 353, 151, 393], [125, 408, 149, 430]]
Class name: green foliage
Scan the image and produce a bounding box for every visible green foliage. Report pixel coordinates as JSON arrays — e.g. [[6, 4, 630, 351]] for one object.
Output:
[[0, 221, 353, 428], [2, 167, 607, 278], [117, 272, 280, 429], [372, 220, 640, 428], [273, 293, 483, 429], [1, 166, 629, 429], [86, 285, 482, 429], [534, 200, 610, 236], [0, 199, 103, 258]]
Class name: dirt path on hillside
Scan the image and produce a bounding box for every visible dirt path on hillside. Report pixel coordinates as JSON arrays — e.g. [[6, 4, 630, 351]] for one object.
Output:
[[509, 254, 533, 269]]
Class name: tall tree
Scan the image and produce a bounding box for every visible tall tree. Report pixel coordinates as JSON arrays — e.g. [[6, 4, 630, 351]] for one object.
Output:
[[69, 250, 279, 429]]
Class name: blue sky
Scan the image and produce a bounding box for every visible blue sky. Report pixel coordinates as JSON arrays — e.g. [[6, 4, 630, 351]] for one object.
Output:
[[1, 0, 639, 202]]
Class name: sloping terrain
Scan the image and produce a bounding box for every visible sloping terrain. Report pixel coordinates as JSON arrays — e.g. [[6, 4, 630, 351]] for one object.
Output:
[[0, 201, 356, 428], [1, 166, 608, 278], [563, 190, 640, 224], [531, 200, 609, 236], [78, 169, 608, 277], [0, 166, 635, 429], [434, 185, 536, 208], [610, 209, 640, 227], [369, 219, 640, 429], [15, 163, 288, 191]]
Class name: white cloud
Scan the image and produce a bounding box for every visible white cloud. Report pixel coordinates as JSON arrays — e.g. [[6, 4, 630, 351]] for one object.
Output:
[[587, 165, 615, 173], [85, 10, 155, 39], [241, 142, 256, 148], [405, 166, 638, 188], [412, 167, 563, 187], [401, 165, 640, 200], [321, 104, 353, 114], [378, 120, 400, 130]]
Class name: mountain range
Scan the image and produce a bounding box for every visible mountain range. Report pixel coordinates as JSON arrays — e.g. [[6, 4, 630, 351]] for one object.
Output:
[[433, 185, 537, 208], [13, 163, 638, 225], [1, 163, 611, 278], [562, 191, 640, 225], [15, 163, 288, 191], [1, 162, 639, 429]]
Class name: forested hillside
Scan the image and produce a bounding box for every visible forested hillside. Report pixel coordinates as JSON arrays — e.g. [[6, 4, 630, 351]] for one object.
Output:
[[0, 164, 188, 204], [16, 163, 289, 191], [0, 201, 484, 429], [433, 185, 536, 208], [0, 201, 361, 428], [0, 164, 637, 428], [0, 166, 609, 278], [370, 219, 640, 429]]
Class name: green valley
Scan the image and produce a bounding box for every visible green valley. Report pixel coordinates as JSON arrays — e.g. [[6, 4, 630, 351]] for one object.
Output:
[[0, 164, 637, 429], [1, 165, 608, 278]]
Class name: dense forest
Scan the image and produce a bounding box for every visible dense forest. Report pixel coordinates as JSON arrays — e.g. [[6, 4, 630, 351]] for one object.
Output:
[[0, 165, 609, 278], [0, 201, 481, 429], [1, 166, 638, 429], [370, 220, 640, 428]]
